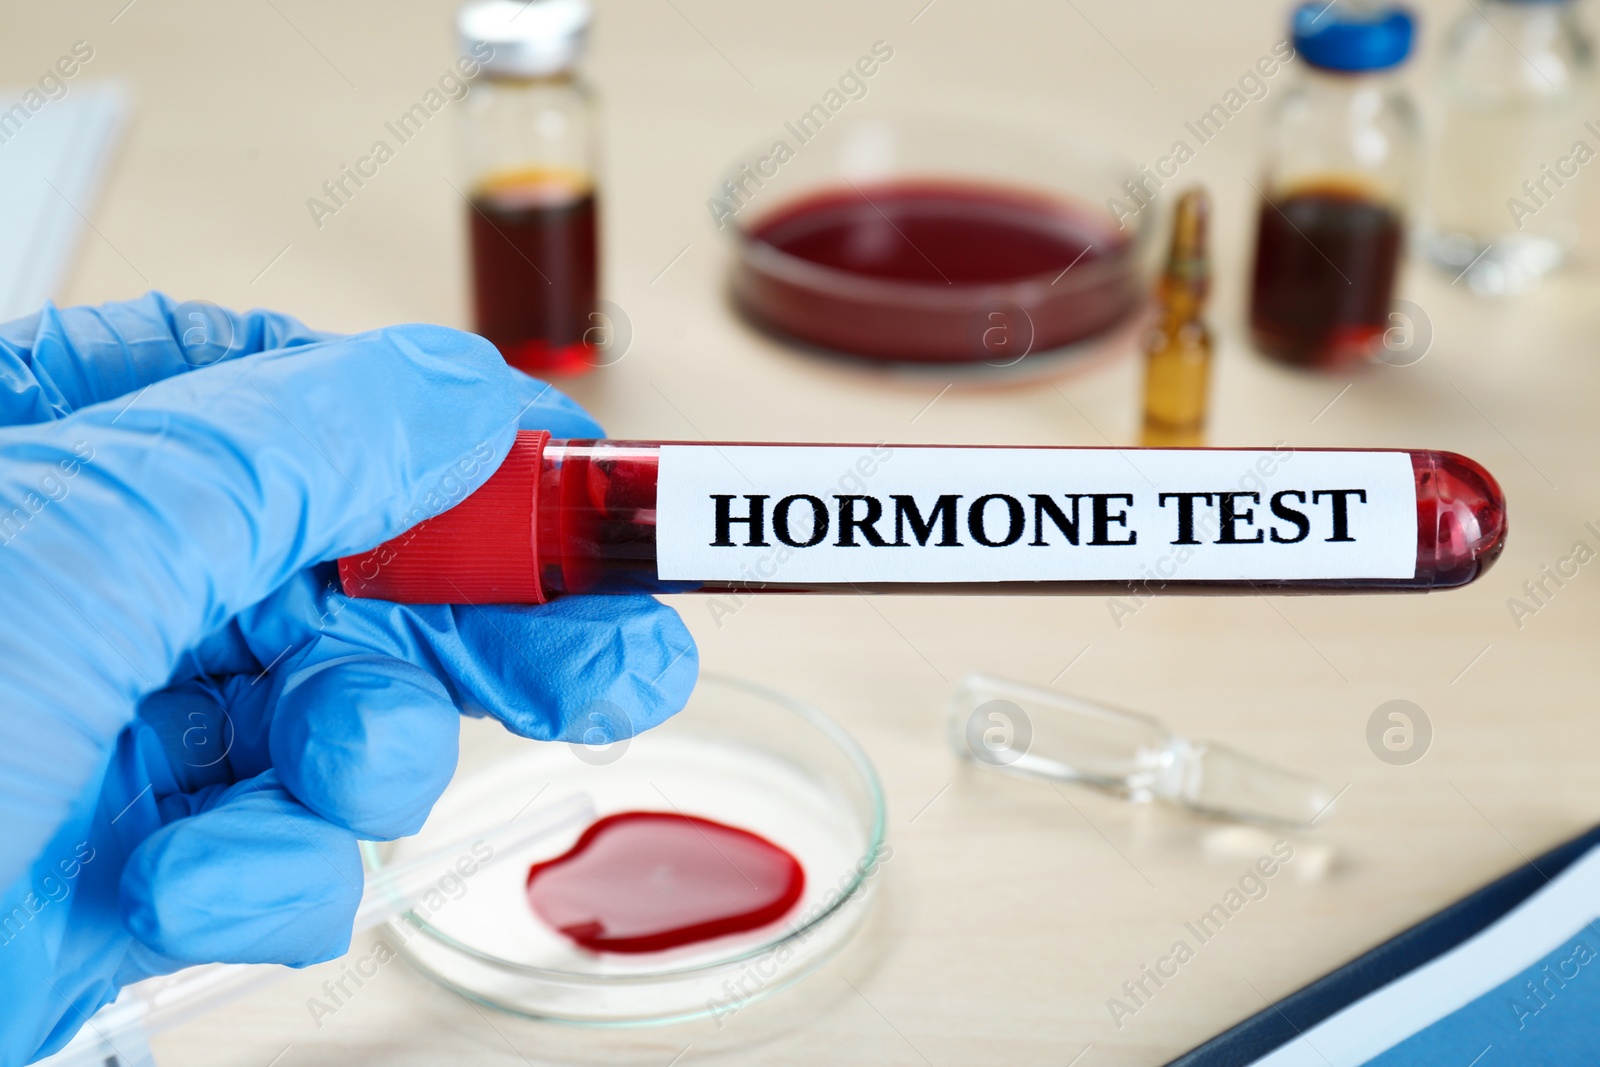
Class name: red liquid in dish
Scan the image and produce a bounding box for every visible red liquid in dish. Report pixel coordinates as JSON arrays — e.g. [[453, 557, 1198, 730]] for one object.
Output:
[[526, 812, 805, 954], [734, 181, 1140, 363]]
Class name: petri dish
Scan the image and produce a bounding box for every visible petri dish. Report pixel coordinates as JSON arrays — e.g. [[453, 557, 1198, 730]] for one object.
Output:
[[361, 674, 886, 1026], [721, 113, 1158, 369]]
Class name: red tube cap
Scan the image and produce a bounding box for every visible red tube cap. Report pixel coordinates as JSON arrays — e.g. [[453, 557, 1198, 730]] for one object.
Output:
[[338, 430, 548, 604]]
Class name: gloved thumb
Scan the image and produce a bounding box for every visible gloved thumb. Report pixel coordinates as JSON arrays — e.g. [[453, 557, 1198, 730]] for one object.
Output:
[[0, 324, 522, 886]]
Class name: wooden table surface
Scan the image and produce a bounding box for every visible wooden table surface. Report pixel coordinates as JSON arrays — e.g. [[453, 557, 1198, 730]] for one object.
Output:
[[14, 0, 1600, 1063]]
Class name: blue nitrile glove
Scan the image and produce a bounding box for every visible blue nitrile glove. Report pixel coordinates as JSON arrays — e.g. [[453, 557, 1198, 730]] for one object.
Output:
[[0, 294, 697, 1065]]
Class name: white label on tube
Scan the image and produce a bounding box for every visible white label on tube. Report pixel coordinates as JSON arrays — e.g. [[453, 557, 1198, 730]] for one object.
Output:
[[654, 446, 1419, 584]]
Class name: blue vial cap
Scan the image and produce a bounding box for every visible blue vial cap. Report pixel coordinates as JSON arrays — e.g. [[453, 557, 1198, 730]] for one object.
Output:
[[1291, 3, 1415, 72]]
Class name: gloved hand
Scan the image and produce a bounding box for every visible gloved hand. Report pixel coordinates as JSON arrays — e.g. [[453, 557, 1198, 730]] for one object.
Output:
[[0, 294, 697, 1065]]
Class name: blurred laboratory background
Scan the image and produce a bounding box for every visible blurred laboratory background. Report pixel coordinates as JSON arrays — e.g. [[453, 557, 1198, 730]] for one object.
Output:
[[7, 0, 1600, 1064]]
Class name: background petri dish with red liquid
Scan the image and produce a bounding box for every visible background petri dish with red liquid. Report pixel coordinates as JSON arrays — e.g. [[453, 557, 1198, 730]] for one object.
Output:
[[721, 115, 1157, 369], [361, 674, 885, 1026]]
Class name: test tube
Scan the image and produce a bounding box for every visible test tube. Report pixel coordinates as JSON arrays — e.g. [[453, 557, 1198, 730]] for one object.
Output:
[[339, 433, 1506, 603]]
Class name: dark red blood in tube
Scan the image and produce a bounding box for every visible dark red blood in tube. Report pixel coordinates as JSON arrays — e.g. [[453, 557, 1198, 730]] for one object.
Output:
[[526, 811, 804, 954], [337, 435, 1506, 602], [1411, 449, 1506, 589]]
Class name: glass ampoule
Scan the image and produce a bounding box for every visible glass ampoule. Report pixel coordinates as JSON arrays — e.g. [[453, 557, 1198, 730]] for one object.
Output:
[[1141, 187, 1212, 447]]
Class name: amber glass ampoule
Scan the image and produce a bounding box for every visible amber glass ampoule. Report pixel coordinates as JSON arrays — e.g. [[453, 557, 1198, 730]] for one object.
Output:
[[1140, 188, 1212, 447]]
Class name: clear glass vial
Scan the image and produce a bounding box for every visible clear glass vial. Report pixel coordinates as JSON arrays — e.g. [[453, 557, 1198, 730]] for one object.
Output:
[[1248, 2, 1421, 369], [1422, 0, 1594, 294], [458, 0, 601, 375]]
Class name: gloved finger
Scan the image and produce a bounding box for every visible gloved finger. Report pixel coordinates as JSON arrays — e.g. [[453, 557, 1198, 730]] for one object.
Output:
[[507, 367, 604, 437], [254, 638, 460, 840], [163, 368, 602, 686], [0, 322, 521, 886], [235, 571, 699, 744], [120, 772, 361, 967], [0, 293, 333, 426], [133, 651, 456, 841], [418, 595, 700, 742], [131, 677, 246, 797]]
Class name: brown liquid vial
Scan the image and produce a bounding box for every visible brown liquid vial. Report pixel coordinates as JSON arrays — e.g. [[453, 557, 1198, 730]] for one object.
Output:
[[1248, 183, 1402, 369], [1141, 187, 1212, 447], [469, 167, 598, 376]]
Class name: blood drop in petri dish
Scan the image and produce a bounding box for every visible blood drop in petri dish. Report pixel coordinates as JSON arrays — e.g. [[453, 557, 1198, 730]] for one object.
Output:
[[526, 812, 806, 953]]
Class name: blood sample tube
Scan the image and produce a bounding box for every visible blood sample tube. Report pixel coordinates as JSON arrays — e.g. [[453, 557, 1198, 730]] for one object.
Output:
[[339, 433, 1506, 603]]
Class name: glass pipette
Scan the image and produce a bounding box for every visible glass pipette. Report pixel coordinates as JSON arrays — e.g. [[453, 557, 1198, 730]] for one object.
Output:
[[39, 793, 595, 1067]]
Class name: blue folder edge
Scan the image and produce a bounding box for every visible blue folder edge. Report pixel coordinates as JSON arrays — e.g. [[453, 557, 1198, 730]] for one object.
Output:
[[1164, 823, 1600, 1067]]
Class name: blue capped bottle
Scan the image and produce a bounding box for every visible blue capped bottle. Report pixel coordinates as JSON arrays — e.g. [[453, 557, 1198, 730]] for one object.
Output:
[[1248, 2, 1421, 369]]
